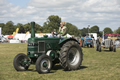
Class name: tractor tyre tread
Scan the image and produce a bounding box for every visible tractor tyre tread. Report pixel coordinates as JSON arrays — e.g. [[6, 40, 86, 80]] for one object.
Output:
[[13, 53, 29, 71], [59, 41, 83, 71]]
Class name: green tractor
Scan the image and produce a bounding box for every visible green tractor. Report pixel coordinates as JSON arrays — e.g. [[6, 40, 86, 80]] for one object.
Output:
[[13, 22, 83, 74]]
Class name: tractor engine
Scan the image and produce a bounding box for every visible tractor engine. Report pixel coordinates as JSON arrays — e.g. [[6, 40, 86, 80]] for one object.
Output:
[[27, 22, 60, 63]]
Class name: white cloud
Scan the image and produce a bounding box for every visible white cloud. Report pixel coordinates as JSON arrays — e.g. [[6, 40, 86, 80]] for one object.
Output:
[[0, 0, 120, 31]]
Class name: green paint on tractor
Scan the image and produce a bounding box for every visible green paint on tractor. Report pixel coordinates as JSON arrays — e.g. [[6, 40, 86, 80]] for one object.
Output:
[[13, 21, 83, 74], [27, 37, 61, 58]]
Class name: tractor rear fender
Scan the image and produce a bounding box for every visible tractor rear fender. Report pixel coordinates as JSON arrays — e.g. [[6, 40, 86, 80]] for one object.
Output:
[[58, 38, 80, 47]]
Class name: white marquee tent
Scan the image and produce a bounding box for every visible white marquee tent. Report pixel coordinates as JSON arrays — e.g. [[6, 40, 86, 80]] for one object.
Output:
[[13, 33, 72, 41]]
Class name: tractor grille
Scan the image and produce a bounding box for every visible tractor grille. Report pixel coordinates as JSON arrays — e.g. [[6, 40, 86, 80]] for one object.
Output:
[[38, 41, 45, 52], [87, 39, 91, 42], [104, 39, 111, 48]]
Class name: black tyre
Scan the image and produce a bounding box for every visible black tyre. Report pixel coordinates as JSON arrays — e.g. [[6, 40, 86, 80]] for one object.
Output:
[[59, 41, 83, 71], [90, 45, 92, 47], [96, 42, 98, 51], [109, 41, 113, 51], [13, 53, 30, 71], [51, 62, 55, 69], [98, 45, 101, 52], [109, 47, 111, 51], [90, 44, 94, 48], [109, 47, 113, 51], [36, 55, 52, 74], [113, 45, 116, 52], [87, 44, 89, 47]]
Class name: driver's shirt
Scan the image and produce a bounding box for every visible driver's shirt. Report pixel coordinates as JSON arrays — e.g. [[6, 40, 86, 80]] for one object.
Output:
[[58, 26, 67, 37], [102, 35, 108, 39]]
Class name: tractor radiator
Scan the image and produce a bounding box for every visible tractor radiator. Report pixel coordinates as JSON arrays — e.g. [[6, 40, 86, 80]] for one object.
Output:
[[38, 41, 45, 52], [104, 39, 111, 48], [87, 39, 91, 42]]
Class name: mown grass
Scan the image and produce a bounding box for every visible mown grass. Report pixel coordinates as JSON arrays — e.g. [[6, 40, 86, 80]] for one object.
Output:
[[0, 43, 120, 80]]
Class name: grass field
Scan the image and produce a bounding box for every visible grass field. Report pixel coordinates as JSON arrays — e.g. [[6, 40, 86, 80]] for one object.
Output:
[[0, 43, 120, 80]]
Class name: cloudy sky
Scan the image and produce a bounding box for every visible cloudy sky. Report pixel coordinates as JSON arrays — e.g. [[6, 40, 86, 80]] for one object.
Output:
[[0, 0, 120, 31]]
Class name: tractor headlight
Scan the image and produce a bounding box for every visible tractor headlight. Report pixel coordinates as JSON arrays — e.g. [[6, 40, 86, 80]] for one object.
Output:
[[28, 43, 35, 46]]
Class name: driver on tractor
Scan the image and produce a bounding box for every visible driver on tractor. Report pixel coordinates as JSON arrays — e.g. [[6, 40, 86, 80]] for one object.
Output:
[[101, 33, 108, 45], [52, 21, 67, 38]]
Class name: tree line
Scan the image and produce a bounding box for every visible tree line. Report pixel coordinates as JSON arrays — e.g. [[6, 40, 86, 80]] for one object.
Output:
[[0, 15, 120, 37]]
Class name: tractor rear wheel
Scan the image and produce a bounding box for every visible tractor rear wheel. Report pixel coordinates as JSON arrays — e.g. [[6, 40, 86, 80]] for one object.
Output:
[[96, 42, 99, 51], [87, 44, 89, 47], [113, 45, 116, 52], [59, 41, 83, 71], [109, 47, 113, 51], [109, 41, 113, 51], [90, 44, 94, 48], [13, 53, 30, 71], [36, 55, 52, 74]]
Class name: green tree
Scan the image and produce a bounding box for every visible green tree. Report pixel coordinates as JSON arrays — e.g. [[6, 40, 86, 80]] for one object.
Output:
[[66, 22, 79, 36], [43, 15, 61, 33], [89, 25, 99, 34], [0, 23, 5, 34], [99, 31, 103, 37], [116, 27, 120, 34], [18, 26, 25, 33], [78, 29, 81, 37], [103, 27, 113, 34], [23, 22, 41, 33], [23, 23, 31, 33], [113, 30, 117, 34], [16, 23, 23, 28], [34, 23, 41, 33], [80, 28, 88, 37], [2, 21, 15, 35]]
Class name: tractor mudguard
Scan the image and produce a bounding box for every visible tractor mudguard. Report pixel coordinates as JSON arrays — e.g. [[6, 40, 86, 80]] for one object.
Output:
[[58, 38, 79, 47]]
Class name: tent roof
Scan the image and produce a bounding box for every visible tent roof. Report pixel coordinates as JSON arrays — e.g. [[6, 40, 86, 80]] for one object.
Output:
[[7, 35, 13, 38]]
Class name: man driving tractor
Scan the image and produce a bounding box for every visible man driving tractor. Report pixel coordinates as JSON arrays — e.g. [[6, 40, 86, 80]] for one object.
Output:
[[101, 33, 108, 45], [52, 21, 67, 37]]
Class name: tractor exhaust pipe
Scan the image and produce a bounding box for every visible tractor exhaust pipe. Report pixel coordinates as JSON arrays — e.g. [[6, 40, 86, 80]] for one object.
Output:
[[31, 22, 35, 38]]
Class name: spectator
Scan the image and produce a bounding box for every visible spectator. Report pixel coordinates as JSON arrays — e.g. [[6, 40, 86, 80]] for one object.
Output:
[[85, 34, 89, 38]]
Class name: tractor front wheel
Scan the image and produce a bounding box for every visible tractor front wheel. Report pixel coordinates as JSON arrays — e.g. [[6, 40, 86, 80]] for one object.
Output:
[[59, 41, 83, 71], [36, 55, 52, 74], [13, 53, 30, 71]]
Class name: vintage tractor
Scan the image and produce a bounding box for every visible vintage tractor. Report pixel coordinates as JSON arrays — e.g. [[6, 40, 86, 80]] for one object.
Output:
[[13, 22, 83, 74], [80, 37, 94, 48], [96, 37, 116, 52]]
